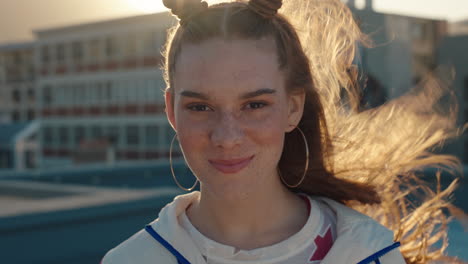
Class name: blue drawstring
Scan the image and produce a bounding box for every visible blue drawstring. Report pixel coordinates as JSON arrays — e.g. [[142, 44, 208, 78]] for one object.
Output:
[[357, 242, 401, 264], [146, 223, 400, 264], [145, 225, 192, 264]]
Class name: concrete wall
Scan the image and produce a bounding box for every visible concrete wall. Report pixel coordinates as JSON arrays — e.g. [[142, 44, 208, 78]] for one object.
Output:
[[0, 190, 178, 264]]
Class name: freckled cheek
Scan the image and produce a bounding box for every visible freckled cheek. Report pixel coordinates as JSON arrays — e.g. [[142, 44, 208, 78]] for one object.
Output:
[[175, 115, 211, 156], [245, 114, 287, 146]]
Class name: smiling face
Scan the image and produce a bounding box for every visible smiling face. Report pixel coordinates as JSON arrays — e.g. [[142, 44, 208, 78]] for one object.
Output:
[[166, 38, 304, 199]]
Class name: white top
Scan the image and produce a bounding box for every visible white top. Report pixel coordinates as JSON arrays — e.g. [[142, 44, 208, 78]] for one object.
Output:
[[102, 192, 406, 264], [179, 195, 337, 264]]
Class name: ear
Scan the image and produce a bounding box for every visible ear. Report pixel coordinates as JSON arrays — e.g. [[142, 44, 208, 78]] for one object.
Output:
[[165, 90, 177, 131], [286, 91, 305, 133]]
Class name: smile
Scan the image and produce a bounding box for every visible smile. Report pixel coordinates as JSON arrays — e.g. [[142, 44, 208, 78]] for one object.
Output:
[[208, 155, 254, 174]]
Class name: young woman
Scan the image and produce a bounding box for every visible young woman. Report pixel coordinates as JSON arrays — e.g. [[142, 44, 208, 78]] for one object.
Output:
[[102, 0, 463, 263]]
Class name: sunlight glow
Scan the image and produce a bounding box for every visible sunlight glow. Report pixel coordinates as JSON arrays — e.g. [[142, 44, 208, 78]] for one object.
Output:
[[123, 0, 166, 13]]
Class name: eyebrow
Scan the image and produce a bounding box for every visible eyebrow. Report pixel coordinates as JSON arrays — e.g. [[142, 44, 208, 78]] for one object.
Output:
[[179, 90, 209, 100], [240, 88, 276, 99], [180, 88, 277, 100]]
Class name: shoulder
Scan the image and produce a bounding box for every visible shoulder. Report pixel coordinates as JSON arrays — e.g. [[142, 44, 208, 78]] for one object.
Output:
[[101, 192, 201, 264], [314, 196, 391, 234], [311, 196, 406, 264], [101, 227, 177, 264]]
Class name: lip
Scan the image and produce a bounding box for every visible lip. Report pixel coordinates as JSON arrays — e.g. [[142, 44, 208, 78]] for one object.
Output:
[[209, 155, 254, 174]]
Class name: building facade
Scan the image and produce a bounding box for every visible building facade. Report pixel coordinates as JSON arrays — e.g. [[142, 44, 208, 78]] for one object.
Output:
[[449, 19, 468, 36], [0, 42, 39, 170], [349, 1, 448, 100], [0, 42, 36, 123], [33, 13, 178, 168], [437, 34, 468, 162], [1, 4, 464, 169]]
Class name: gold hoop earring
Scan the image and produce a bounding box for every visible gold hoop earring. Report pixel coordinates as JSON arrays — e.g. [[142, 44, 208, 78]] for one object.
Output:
[[170, 133, 199, 192], [279, 126, 309, 188]]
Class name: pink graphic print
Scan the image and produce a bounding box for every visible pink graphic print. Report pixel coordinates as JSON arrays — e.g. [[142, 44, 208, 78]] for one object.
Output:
[[309, 226, 333, 262]]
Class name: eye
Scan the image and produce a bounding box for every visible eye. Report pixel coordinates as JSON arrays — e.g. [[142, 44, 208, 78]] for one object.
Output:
[[245, 102, 267, 110], [187, 104, 212, 112]]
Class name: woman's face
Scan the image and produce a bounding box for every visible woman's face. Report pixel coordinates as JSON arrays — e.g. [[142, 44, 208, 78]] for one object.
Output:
[[166, 38, 304, 199]]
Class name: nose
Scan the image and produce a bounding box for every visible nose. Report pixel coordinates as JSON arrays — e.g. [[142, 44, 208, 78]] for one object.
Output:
[[210, 112, 244, 149]]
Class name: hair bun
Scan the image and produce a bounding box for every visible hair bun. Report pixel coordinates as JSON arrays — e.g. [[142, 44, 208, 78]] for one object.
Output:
[[163, 0, 208, 25], [248, 0, 282, 19]]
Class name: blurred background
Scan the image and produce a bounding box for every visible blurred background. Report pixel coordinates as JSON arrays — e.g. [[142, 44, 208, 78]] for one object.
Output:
[[0, 0, 467, 263]]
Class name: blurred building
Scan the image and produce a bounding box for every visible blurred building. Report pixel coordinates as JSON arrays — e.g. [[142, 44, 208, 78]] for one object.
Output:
[[348, 0, 467, 162], [449, 19, 468, 36], [0, 42, 36, 123], [348, 0, 448, 100], [0, 42, 39, 170], [0, 122, 39, 170], [442, 19, 468, 162], [33, 13, 177, 168], [1, 3, 464, 169], [438, 34, 468, 163]]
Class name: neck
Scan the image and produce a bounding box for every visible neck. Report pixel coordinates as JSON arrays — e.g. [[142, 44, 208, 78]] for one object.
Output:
[[186, 178, 308, 250]]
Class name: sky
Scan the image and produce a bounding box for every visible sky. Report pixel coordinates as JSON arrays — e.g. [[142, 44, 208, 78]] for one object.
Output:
[[0, 0, 467, 44]]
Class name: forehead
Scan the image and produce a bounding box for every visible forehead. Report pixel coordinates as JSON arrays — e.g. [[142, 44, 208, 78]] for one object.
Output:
[[173, 38, 283, 95]]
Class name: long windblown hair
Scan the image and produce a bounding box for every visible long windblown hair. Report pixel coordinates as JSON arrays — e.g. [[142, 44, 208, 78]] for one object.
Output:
[[161, 0, 465, 263], [280, 1, 465, 263]]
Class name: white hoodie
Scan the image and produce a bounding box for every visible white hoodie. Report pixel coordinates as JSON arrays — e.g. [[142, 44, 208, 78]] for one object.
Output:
[[102, 192, 406, 264]]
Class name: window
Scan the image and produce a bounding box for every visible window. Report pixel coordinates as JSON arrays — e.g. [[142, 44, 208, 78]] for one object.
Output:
[[412, 23, 423, 39], [126, 125, 139, 146], [27, 88, 35, 102], [54, 84, 63, 106], [27, 109, 35, 120], [59, 126, 69, 145], [145, 125, 159, 147], [83, 83, 91, 105], [4, 53, 14, 66], [56, 43, 66, 63], [72, 41, 83, 62], [96, 82, 104, 104], [105, 36, 119, 58], [11, 111, 20, 122], [124, 34, 137, 57], [136, 80, 145, 102], [106, 125, 119, 145], [117, 81, 126, 103], [74, 126, 86, 146], [43, 126, 54, 144], [89, 39, 101, 62], [145, 80, 158, 102], [43, 85, 52, 106], [13, 51, 22, 64], [25, 150, 36, 169], [126, 80, 137, 103], [0, 151, 12, 169], [27, 66, 35, 81], [41, 46, 50, 64], [91, 126, 103, 139], [75, 83, 85, 105], [12, 89, 20, 103], [105, 81, 112, 103]]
